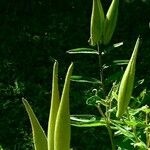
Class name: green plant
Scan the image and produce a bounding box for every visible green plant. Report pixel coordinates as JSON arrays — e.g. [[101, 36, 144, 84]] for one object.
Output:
[[22, 60, 73, 150], [22, 0, 150, 149], [67, 0, 150, 149]]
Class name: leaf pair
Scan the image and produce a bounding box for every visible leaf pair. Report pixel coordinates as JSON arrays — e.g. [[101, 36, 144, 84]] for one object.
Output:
[[22, 60, 73, 150], [89, 0, 119, 46]]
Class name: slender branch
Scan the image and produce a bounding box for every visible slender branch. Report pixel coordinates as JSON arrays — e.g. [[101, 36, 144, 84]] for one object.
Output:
[[97, 43, 103, 82], [145, 112, 150, 148], [96, 43, 115, 150], [97, 43, 106, 97], [96, 104, 115, 150], [108, 98, 112, 120]]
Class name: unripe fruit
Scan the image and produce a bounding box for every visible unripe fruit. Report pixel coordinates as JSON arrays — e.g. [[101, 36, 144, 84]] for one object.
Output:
[[89, 0, 104, 46], [54, 63, 73, 150], [116, 37, 140, 118], [103, 0, 119, 45], [48, 61, 60, 150]]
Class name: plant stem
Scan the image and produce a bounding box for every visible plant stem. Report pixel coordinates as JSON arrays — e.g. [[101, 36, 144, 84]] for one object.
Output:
[[96, 43, 115, 150], [145, 112, 150, 148], [97, 104, 115, 150], [97, 43, 106, 97]]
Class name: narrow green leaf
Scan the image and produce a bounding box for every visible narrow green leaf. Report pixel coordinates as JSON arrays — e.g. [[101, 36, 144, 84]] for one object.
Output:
[[102, 42, 123, 55], [86, 95, 101, 106], [134, 79, 144, 88], [134, 141, 148, 150], [107, 107, 116, 113], [54, 63, 73, 150], [112, 121, 135, 140], [71, 75, 101, 84], [66, 48, 99, 55], [70, 115, 96, 123], [124, 120, 146, 128], [47, 60, 60, 150], [141, 105, 150, 113], [117, 147, 128, 150], [112, 91, 118, 101], [86, 95, 108, 106], [129, 105, 150, 115], [113, 60, 129, 65], [107, 81, 119, 101], [71, 116, 106, 127], [113, 42, 124, 48], [71, 121, 106, 127], [22, 99, 48, 150]]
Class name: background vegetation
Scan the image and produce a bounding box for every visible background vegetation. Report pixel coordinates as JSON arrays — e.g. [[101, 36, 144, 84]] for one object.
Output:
[[0, 0, 150, 149]]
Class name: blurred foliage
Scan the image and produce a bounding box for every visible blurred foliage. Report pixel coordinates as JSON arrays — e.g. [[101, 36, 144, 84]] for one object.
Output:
[[0, 0, 150, 149]]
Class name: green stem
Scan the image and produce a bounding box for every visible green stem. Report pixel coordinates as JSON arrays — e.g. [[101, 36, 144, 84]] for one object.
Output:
[[108, 99, 112, 120], [97, 104, 115, 150], [145, 112, 150, 148], [96, 43, 115, 150], [97, 43, 106, 97]]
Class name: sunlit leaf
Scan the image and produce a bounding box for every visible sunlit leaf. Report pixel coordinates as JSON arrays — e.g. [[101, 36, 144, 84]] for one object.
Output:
[[86, 95, 108, 106], [70, 115, 96, 123], [117, 147, 128, 150], [102, 64, 110, 70], [112, 121, 135, 141], [134, 79, 144, 88], [113, 42, 124, 48], [113, 60, 129, 65], [71, 76, 101, 84], [129, 105, 150, 115], [107, 107, 116, 113], [71, 121, 106, 127], [124, 120, 145, 127], [136, 89, 150, 107], [102, 42, 123, 55], [138, 89, 147, 101], [70, 115, 106, 127], [133, 141, 148, 150], [107, 81, 119, 101], [141, 105, 150, 113], [112, 91, 118, 101], [66, 48, 99, 54], [22, 99, 48, 150]]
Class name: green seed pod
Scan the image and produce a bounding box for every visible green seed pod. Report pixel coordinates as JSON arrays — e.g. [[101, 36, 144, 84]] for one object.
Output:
[[22, 99, 48, 150], [48, 60, 60, 150], [116, 37, 141, 118], [89, 0, 104, 46], [103, 0, 119, 45], [54, 63, 73, 150]]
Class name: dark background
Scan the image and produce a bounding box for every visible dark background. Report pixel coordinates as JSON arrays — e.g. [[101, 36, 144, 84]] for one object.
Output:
[[0, 0, 150, 149]]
